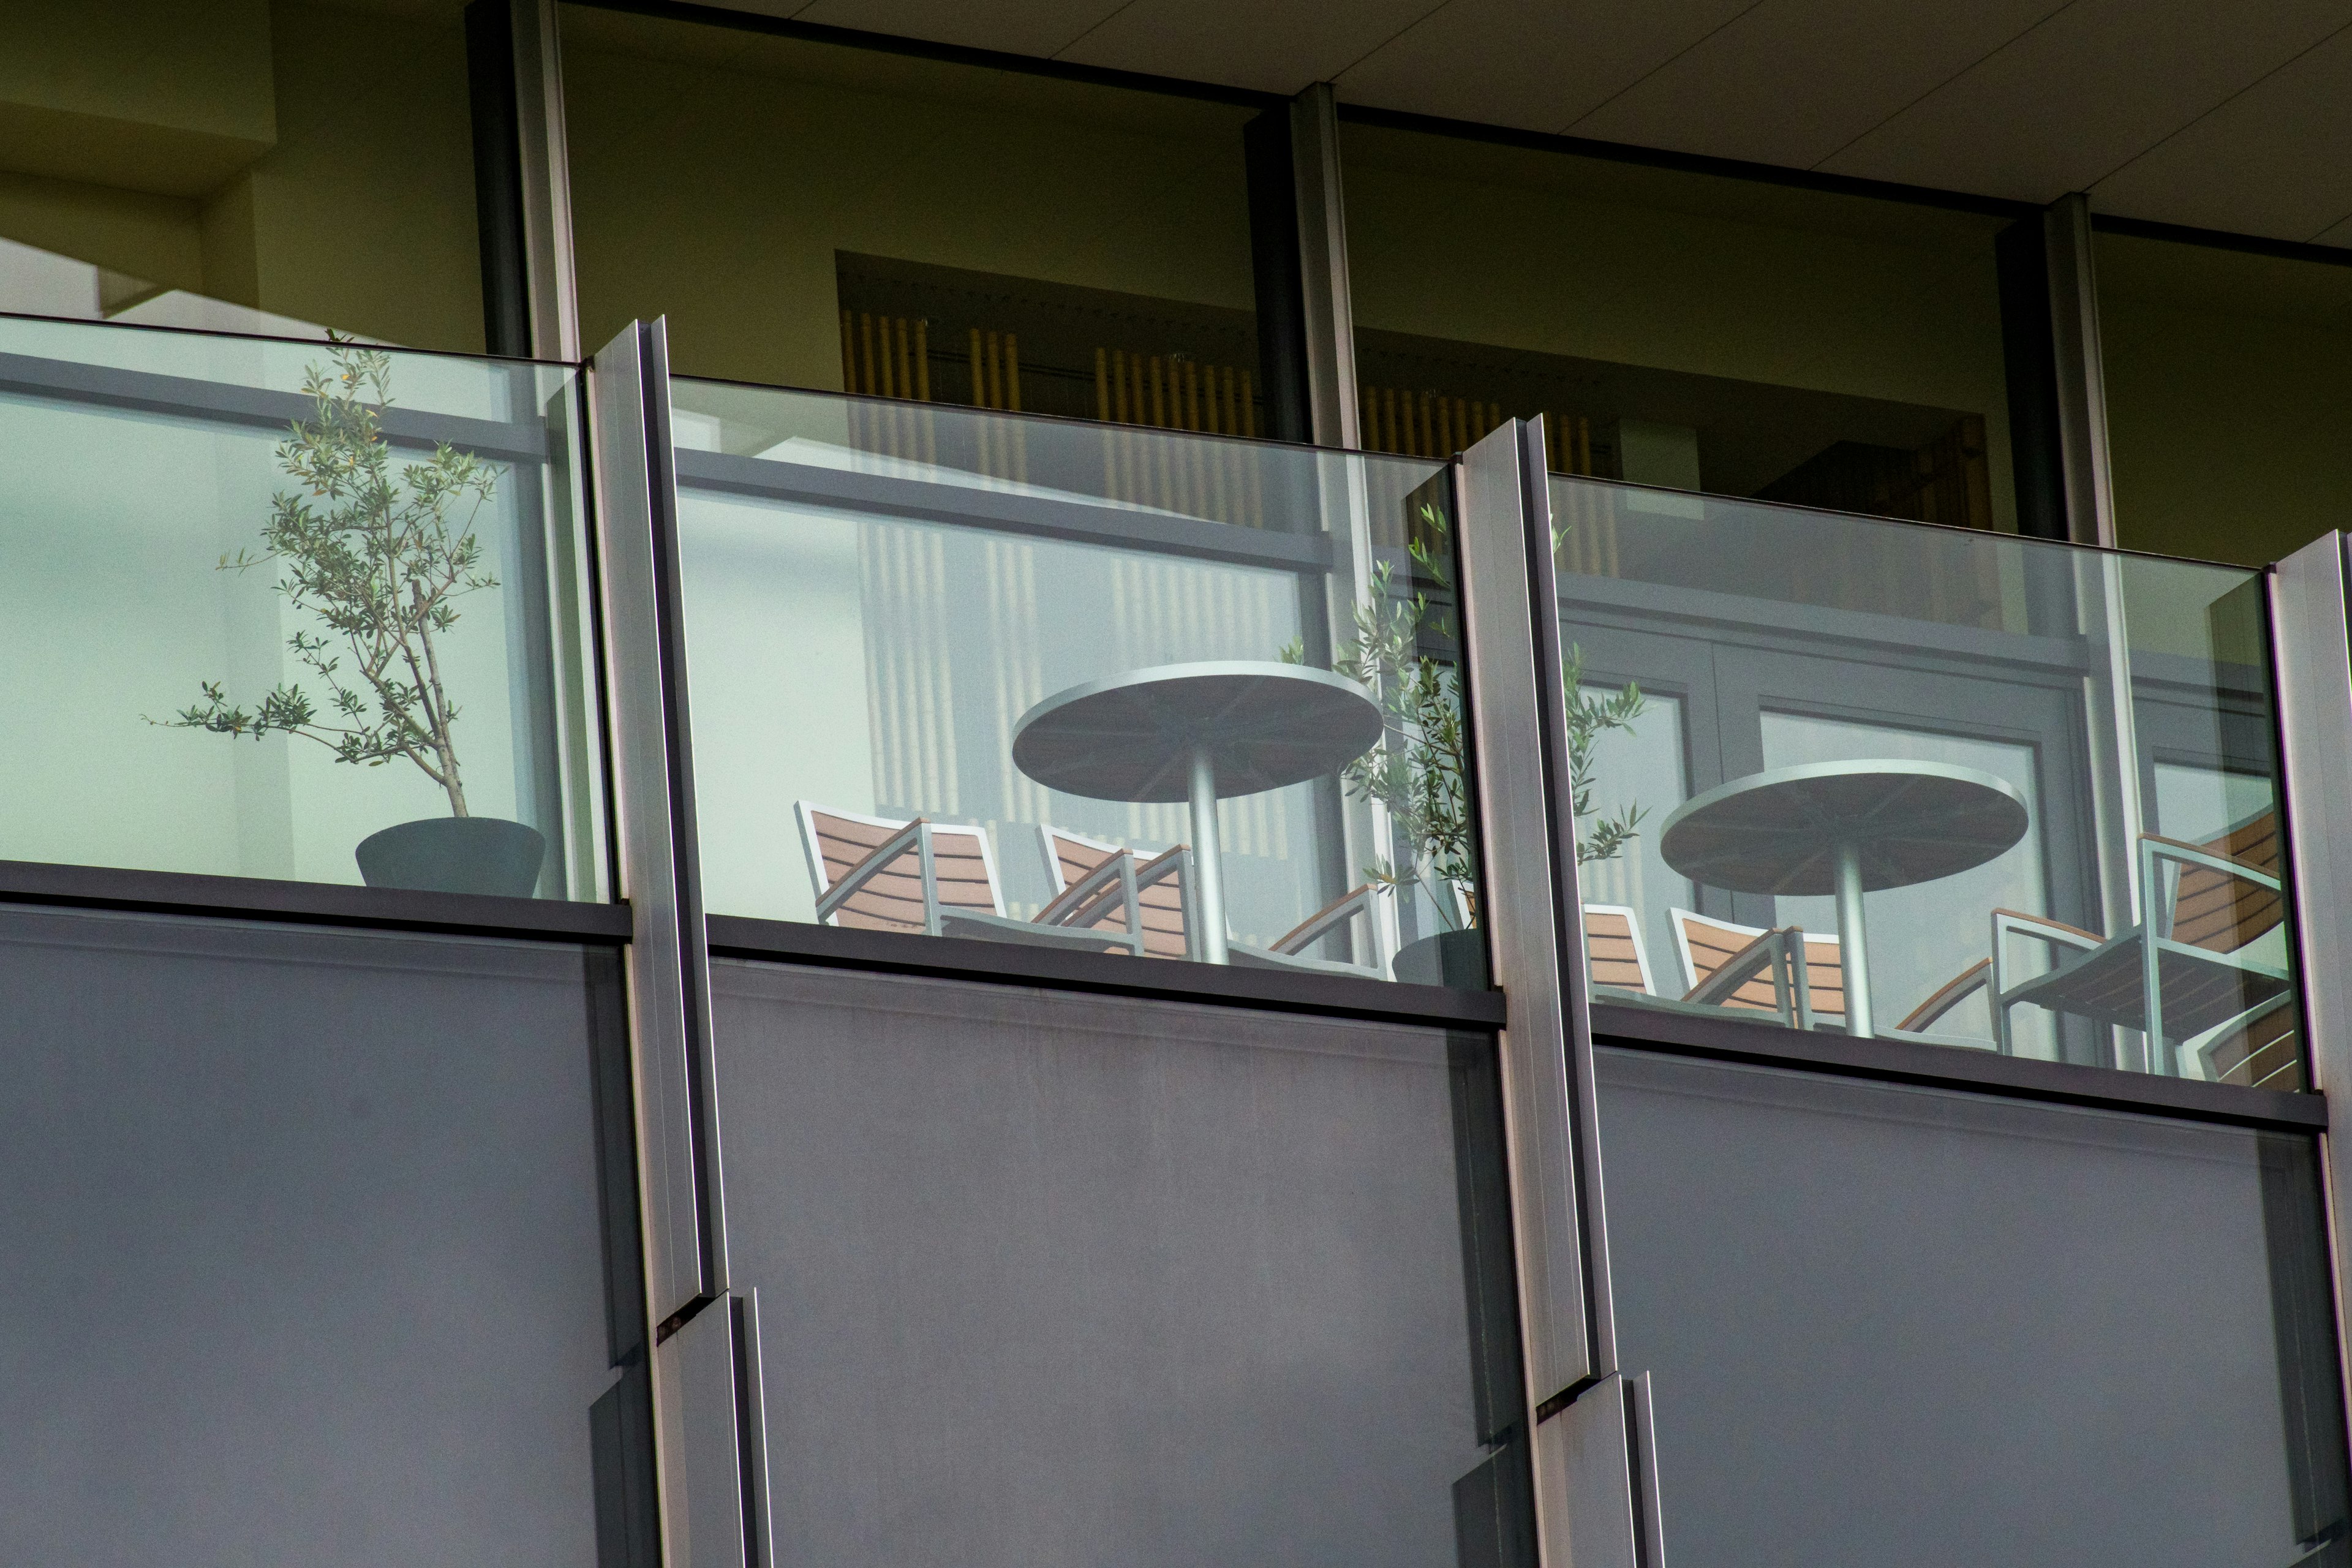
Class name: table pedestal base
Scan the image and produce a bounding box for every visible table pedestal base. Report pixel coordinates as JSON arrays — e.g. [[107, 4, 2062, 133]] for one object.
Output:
[[1834, 840, 1874, 1038], [1188, 747, 1229, 964]]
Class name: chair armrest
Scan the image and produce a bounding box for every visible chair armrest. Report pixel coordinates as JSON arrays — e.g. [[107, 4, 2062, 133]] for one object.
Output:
[[815, 818, 926, 924], [1273, 883, 1380, 956], [1898, 957, 1991, 1033], [1683, 927, 1792, 1009]]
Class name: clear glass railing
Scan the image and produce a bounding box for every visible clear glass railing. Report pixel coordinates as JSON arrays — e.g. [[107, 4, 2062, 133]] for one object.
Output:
[[1557, 476, 2298, 1088], [0, 315, 608, 898], [669, 380, 1485, 986]]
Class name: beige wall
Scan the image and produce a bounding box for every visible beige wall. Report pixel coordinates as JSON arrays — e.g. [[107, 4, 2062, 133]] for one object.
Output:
[[559, 10, 1256, 388], [1342, 126, 2019, 528], [2100, 235, 2352, 567], [0, 0, 484, 351]]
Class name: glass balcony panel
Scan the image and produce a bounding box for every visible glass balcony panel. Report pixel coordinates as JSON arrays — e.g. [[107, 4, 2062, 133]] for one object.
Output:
[[1559, 475, 2299, 1085], [0, 317, 608, 897], [673, 380, 1482, 984]]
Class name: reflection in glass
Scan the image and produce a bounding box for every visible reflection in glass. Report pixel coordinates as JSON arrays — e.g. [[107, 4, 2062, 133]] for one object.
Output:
[[0, 316, 607, 897], [1561, 476, 2299, 1085], [673, 381, 1483, 984], [712, 961, 1529, 1568], [1599, 1047, 2348, 1566]]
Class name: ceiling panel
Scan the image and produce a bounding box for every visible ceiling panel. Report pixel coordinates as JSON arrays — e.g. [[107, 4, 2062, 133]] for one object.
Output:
[[2090, 24, 2352, 241], [790, 0, 1128, 58], [1565, 0, 2065, 168], [1819, 0, 2352, 200], [1333, 0, 1762, 132], [1053, 0, 1451, 96]]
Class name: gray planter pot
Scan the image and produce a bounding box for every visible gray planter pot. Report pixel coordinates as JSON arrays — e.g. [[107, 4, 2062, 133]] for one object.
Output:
[[1392, 928, 1488, 989], [355, 816, 546, 898]]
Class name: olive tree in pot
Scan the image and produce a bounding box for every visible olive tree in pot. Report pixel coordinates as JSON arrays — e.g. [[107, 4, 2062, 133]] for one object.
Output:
[[1297, 503, 1645, 985], [156, 344, 546, 897]]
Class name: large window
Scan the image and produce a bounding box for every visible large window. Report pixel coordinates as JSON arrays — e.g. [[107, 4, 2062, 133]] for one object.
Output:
[[1598, 1047, 2346, 1566], [0, 907, 648, 1567], [710, 962, 1528, 1567], [1342, 123, 2018, 529], [0, 1, 488, 349], [2099, 231, 2352, 567], [560, 6, 1265, 430]]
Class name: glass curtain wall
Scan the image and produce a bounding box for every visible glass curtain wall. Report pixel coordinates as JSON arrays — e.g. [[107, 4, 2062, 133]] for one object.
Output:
[[2099, 231, 2352, 567], [669, 379, 1480, 984], [0, 906, 650, 1568], [1559, 475, 2296, 1087], [710, 962, 1529, 1568], [1341, 122, 2019, 530], [559, 6, 1265, 435], [0, 1, 489, 348], [0, 315, 607, 897], [1598, 1048, 2347, 1567]]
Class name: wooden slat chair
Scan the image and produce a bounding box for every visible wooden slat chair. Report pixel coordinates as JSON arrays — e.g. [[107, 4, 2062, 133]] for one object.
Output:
[[1672, 909, 1845, 1031], [1989, 812, 2292, 1068], [796, 804, 1143, 955], [1044, 825, 1385, 973], [1583, 903, 1658, 999], [1041, 826, 1193, 960]]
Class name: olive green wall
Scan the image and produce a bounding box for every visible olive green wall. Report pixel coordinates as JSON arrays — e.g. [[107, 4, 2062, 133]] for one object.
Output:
[[2100, 235, 2352, 567], [558, 9, 1256, 389], [1341, 124, 2019, 529], [0, 0, 484, 352]]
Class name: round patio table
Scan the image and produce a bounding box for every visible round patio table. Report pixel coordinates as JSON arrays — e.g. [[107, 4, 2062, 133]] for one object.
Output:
[[1013, 660, 1384, 963], [1656, 760, 2029, 1038]]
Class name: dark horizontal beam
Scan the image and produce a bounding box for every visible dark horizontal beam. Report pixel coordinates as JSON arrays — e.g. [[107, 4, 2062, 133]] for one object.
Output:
[[674, 447, 1333, 573], [0, 858, 633, 945], [0, 346, 552, 462], [2090, 213, 2352, 270], [1334, 103, 2040, 222], [566, 0, 1285, 110], [1591, 1000, 2327, 1132], [707, 914, 1510, 1028]]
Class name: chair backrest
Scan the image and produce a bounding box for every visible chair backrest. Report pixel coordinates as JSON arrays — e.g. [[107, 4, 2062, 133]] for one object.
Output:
[[1582, 904, 1656, 995], [1671, 908, 1845, 1017], [796, 802, 1003, 933], [2168, 810, 2283, 954], [1041, 825, 1189, 959]]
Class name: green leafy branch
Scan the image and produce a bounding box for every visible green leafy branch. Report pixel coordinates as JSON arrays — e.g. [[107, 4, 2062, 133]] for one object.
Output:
[[151, 342, 502, 816]]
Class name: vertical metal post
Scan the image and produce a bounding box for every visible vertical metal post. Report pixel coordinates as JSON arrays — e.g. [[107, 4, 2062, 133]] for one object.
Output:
[[1289, 83, 1361, 451], [1461, 420, 1663, 1566], [464, 0, 581, 361], [587, 318, 727, 1330], [1834, 842, 1873, 1039], [512, 0, 582, 361], [2269, 531, 2352, 1460], [2045, 193, 2116, 548]]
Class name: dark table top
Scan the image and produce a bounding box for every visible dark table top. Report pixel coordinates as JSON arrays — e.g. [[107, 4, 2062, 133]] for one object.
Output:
[[1014, 660, 1385, 804]]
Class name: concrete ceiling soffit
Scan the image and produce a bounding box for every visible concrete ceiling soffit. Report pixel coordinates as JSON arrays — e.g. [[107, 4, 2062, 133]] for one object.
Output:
[[1335, 0, 1761, 132], [1815, 0, 2352, 202], [1053, 0, 1455, 96], [2089, 21, 2352, 243], [787, 0, 1131, 58], [1562, 0, 2070, 169]]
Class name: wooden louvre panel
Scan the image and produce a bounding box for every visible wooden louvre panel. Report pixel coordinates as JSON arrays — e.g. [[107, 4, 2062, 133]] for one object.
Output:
[[838, 311, 933, 401], [1583, 907, 1651, 993], [811, 810, 996, 933], [1046, 829, 1189, 959], [2166, 812, 2283, 954]]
